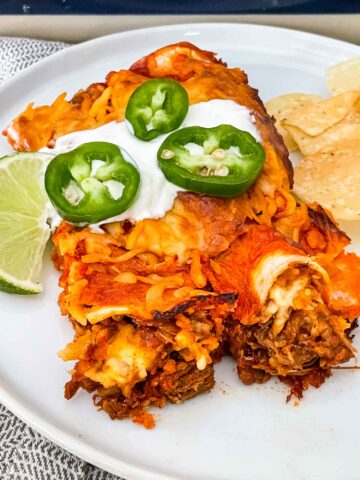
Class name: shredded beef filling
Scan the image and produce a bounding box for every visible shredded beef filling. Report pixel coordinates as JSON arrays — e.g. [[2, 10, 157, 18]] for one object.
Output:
[[65, 360, 214, 425], [226, 301, 355, 395], [62, 294, 235, 426]]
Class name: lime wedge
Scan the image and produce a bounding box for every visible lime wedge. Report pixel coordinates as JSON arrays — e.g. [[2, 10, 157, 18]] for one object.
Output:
[[0, 152, 53, 294]]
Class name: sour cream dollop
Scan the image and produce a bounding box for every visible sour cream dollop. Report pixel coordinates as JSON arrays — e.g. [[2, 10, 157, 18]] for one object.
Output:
[[43, 99, 261, 228]]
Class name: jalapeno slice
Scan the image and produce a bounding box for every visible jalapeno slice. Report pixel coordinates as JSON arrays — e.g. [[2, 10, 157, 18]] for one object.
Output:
[[157, 125, 265, 197], [45, 142, 140, 225], [125, 78, 189, 141]]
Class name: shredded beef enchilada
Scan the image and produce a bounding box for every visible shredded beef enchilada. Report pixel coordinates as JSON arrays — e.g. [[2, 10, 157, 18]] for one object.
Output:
[[4, 43, 360, 427]]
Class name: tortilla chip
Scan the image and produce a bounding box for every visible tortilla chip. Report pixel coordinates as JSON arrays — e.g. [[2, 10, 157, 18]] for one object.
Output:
[[326, 57, 360, 95], [294, 148, 360, 220], [285, 102, 360, 157], [285, 122, 360, 156], [265, 93, 322, 151], [283, 91, 359, 136]]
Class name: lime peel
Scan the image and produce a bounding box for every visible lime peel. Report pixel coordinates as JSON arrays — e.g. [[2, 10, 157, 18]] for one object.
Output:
[[0, 152, 53, 294]]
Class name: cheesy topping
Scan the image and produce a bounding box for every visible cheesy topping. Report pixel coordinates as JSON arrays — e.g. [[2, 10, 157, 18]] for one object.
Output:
[[79, 324, 159, 394], [261, 267, 324, 336]]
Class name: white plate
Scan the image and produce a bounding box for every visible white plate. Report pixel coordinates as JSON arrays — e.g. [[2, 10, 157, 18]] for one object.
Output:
[[1, 23, 360, 480]]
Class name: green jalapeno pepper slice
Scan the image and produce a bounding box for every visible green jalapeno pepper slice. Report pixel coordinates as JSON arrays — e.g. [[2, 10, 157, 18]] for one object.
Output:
[[125, 78, 189, 141], [157, 125, 265, 197], [45, 141, 140, 225]]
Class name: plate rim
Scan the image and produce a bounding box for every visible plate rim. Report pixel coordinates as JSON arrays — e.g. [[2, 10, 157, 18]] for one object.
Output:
[[1, 22, 360, 97], [1, 22, 360, 480]]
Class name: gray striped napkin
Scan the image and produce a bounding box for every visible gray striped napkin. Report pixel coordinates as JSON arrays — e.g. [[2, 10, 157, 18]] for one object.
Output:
[[0, 36, 122, 480]]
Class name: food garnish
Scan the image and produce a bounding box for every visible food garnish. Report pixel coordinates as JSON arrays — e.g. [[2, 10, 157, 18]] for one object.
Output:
[[0, 152, 52, 294], [157, 125, 265, 196], [45, 141, 140, 225], [125, 78, 189, 141]]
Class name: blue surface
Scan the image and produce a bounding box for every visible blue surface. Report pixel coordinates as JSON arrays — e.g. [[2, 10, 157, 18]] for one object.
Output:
[[0, 0, 359, 14]]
